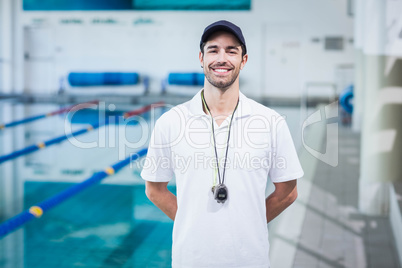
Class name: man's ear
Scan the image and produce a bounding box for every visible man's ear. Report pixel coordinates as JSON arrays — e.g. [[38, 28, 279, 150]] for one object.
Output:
[[199, 51, 204, 67], [240, 54, 248, 70]]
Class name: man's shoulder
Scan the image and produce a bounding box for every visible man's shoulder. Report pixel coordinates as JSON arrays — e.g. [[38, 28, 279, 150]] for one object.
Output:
[[244, 94, 281, 118]]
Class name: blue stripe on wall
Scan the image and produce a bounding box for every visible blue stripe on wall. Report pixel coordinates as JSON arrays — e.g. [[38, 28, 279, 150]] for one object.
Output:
[[133, 0, 251, 10], [23, 0, 250, 11], [23, 0, 133, 11]]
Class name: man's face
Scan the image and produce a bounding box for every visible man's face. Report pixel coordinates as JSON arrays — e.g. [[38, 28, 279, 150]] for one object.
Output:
[[199, 31, 248, 90]]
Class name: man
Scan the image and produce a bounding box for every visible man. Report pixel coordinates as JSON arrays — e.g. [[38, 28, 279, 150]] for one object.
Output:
[[141, 20, 304, 268]]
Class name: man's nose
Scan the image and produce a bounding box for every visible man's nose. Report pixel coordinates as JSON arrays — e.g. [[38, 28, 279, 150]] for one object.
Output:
[[216, 50, 228, 63]]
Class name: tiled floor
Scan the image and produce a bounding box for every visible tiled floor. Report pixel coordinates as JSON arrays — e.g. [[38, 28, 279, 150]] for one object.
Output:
[[293, 126, 401, 268]]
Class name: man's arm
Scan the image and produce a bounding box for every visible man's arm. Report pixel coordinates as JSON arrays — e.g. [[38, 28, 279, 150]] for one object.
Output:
[[145, 181, 178, 221], [265, 180, 297, 223]]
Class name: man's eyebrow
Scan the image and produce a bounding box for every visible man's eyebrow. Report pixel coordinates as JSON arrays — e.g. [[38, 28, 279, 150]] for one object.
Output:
[[205, 45, 240, 50], [206, 45, 218, 50], [226, 46, 240, 51]]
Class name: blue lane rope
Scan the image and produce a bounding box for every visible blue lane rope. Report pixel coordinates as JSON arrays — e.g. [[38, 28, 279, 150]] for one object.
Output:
[[0, 100, 99, 131], [0, 122, 102, 165], [0, 148, 147, 238], [0, 102, 164, 165], [0, 114, 45, 129]]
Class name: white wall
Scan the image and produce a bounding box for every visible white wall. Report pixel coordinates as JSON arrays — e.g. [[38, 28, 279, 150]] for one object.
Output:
[[0, 0, 13, 93], [0, 0, 24, 94], [18, 0, 354, 98]]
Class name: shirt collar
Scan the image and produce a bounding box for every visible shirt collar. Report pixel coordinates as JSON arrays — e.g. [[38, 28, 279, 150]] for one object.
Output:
[[188, 88, 252, 119]]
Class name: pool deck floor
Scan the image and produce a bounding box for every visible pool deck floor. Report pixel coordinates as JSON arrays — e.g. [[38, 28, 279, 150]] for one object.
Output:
[[291, 126, 401, 268]]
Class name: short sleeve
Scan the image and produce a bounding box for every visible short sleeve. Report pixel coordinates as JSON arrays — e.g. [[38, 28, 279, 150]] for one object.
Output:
[[140, 119, 174, 182], [268, 120, 304, 183]]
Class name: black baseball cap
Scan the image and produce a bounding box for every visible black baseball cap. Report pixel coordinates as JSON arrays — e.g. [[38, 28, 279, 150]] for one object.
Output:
[[200, 20, 247, 54]]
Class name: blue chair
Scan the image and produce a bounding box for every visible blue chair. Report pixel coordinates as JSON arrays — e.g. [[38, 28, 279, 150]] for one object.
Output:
[[67, 72, 149, 95], [162, 72, 204, 94]]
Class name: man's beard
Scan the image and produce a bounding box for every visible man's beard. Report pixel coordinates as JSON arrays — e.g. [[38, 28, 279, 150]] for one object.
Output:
[[204, 65, 240, 90]]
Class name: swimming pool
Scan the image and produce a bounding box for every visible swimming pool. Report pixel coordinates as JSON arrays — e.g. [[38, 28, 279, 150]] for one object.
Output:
[[0, 100, 307, 267]]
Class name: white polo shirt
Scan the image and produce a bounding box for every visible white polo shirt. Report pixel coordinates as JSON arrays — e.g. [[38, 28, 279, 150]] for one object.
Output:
[[141, 89, 304, 268]]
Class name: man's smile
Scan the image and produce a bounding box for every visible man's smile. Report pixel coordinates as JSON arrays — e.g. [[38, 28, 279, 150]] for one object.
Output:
[[211, 67, 232, 75]]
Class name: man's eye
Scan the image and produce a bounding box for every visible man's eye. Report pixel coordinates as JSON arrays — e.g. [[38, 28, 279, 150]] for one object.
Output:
[[209, 50, 217, 53]]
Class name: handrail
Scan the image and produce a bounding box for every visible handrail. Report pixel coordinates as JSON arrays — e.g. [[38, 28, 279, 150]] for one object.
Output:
[[0, 148, 147, 238]]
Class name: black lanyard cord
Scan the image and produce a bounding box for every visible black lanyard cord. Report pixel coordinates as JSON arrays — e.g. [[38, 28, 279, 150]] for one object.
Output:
[[201, 90, 239, 185]]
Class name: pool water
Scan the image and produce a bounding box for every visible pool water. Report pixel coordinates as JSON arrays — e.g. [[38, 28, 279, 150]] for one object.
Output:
[[0, 101, 307, 268], [22, 182, 175, 268]]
